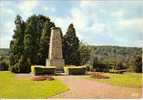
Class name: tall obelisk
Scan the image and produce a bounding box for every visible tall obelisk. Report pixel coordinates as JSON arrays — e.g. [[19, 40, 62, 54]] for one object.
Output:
[[46, 27, 65, 71]]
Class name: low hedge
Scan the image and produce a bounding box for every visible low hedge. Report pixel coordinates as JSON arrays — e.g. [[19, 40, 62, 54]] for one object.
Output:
[[64, 66, 86, 75], [109, 69, 126, 74], [31, 65, 56, 75]]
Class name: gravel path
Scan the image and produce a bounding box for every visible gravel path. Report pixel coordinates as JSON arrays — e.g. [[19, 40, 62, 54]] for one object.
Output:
[[51, 75, 142, 99]]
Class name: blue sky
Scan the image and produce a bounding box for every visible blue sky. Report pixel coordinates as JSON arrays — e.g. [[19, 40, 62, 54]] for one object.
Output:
[[0, 0, 143, 48]]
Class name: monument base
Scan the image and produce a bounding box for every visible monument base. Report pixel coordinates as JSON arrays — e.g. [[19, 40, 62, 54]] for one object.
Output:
[[46, 59, 64, 71]]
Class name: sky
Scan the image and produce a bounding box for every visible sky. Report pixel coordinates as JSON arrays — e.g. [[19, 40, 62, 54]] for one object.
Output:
[[0, 0, 143, 48]]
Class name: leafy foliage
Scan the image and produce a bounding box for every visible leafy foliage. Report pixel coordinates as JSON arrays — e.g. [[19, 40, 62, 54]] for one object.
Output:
[[133, 56, 142, 73], [63, 24, 80, 65], [9, 15, 55, 73], [79, 42, 91, 65], [39, 20, 55, 65], [0, 56, 9, 71]]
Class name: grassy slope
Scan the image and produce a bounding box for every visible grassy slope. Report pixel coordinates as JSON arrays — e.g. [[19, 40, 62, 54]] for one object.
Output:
[[91, 73, 142, 88], [0, 71, 68, 99]]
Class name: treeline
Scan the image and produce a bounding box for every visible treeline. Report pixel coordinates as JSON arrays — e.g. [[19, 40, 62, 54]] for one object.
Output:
[[88, 46, 142, 73], [0, 49, 9, 56], [0, 14, 142, 73]]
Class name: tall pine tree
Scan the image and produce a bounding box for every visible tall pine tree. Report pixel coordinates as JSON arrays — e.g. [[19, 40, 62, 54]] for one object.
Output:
[[39, 19, 55, 65], [9, 15, 25, 72], [63, 23, 80, 65]]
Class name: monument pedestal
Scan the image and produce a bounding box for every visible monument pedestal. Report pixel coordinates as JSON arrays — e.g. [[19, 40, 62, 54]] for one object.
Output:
[[46, 27, 65, 73], [46, 59, 64, 71]]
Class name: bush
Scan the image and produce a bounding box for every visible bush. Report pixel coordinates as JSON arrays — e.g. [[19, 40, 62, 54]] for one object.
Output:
[[93, 64, 109, 72], [9, 63, 20, 73], [31, 65, 56, 75], [134, 56, 142, 73], [0, 58, 9, 71], [64, 66, 86, 75], [9, 55, 31, 73]]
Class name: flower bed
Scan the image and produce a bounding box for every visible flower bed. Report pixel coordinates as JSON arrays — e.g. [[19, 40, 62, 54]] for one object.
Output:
[[90, 72, 109, 79], [32, 75, 55, 81]]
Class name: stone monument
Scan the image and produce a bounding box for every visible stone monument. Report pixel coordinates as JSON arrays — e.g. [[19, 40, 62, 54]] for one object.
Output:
[[46, 27, 65, 71]]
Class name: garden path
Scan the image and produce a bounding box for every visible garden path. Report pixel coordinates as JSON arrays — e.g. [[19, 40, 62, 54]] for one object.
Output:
[[51, 75, 142, 99]]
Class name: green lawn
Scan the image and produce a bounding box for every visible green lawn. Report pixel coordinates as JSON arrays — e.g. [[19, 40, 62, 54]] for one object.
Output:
[[0, 71, 68, 99], [90, 72, 142, 88]]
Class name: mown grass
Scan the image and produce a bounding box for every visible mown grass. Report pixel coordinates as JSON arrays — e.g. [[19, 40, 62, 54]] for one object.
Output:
[[0, 71, 68, 99], [90, 72, 142, 88]]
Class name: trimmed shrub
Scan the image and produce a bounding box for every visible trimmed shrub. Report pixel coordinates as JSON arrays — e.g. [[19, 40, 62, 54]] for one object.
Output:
[[31, 65, 56, 75], [84, 64, 92, 71], [93, 64, 109, 72], [64, 66, 86, 75], [109, 69, 126, 74]]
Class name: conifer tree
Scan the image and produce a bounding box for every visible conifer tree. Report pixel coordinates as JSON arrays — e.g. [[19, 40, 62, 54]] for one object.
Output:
[[39, 20, 55, 65], [9, 15, 25, 72], [9, 15, 55, 73], [63, 23, 80, 65]]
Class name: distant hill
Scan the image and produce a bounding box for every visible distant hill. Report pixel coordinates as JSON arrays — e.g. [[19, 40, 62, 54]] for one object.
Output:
[[0, 46, 142, 60], [88, 45, 142, 66], [90, 45, 142, 57], [0, 48, 9, 56]]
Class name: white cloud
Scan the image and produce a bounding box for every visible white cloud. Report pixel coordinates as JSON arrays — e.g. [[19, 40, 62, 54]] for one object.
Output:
[[0, 1, 15, 16], [43, 6, 56, 13], [0, 1, 15, 48], [0, 20, 15, 48], [51, 16, 71, 34], [80, 0, 96, 6], [51, 7, 56, 13], [70, 8, 87, 31], [68, 1, 143, 47], [116, 40, 143, 47], [0, 0, 143, 48], [119, 18, 143, 31], [17, 0, 39, 19], [0, 8, 14, 16], [111, 10, 125, 18], [43, 6, 48, 11], [69, 3, 111, 40], [19, 0, 38, 13]]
